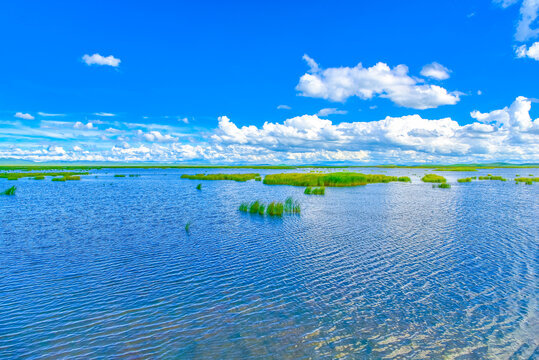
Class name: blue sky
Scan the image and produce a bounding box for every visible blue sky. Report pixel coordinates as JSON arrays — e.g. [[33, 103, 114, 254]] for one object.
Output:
[[0, 0, 538, 163]]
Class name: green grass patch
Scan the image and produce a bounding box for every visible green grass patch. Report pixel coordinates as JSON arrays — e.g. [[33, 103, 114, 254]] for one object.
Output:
[[196, 183, 202, 190], [305, 186, 325, 195], [1, 186, 16, 195], [437, 183, 451, 189], [0, 171, 88, 180], [267, 201, 284, 217], [421, 174, 447, 183], [181, 173, 259, 182], [434, 167, 477, 171], [263, 172, 409, 187], [284, 197, 301, 213], [52, 177, 66, 182], [515, 177, 538, 183], [255, 176, 262, 181], [34, 175, 45, 180], [457, 177, 473, 183], [114, 174, 126, 178], [258, 203, 265, 215], [185, 221, 192, 232], [239, 202, 249, 212], [478, 175, 506, 181], [249, 200, 261, 214]]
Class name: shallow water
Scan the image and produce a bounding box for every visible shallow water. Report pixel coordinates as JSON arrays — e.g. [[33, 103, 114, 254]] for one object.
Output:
[[0, 168, 537, 359]]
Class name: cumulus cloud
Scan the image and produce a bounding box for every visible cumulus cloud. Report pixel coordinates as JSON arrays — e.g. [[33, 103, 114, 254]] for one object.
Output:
[[137, 130, 177, 143], [515, 41, 539, 59], [420, 62, 451, 80], [317, 108, 348, 116], [277, 105, 291, 110], [73, 121, 95, 130], [296, 55, 461, 109], [495, 0, 539, 41], [470, 95, 537, 131], [15, 112, 35, 120], [82, 54, 121, 67]]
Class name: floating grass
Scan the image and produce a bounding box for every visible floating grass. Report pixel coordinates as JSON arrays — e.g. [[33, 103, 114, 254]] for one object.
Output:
[[457, 177, 473, 183], [515, 177, 538, 183], [114, 174, 126, 178], [196, 183, 202, 190], [263, 172, 409, 187], [438, 183, 451, 189], [128, 174, 140, 177], [478, 175, 506, 181], [421, 174, 447, 183], [1, 186, 16, 195], [64, 175, 80, 181], [181, 173, 260, 182], [304, 187, 312, 194]]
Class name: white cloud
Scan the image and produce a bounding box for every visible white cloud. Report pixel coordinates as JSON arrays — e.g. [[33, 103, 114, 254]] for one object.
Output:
[[15, 112, 35, 120], [178, 117, 189, 124], [495, 0, 539, 41], [38, 112, 65, 117], [420, 62, 451, 80], [470, 95, 537, 131], [137, 130, 177, 143], [477, 90, 482, 95], [82, 54, 121, 67], [316, 108, 348, 116], [73, 121, 95, 130], [94, 112, 116, 116], [296, 55, 461, 109], [515, 41, 539, 59], [73, 146, 83, 152], [277, 105, 291, 110]]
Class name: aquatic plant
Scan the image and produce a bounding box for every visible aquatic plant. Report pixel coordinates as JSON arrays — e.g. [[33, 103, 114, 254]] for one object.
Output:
[[478, 175, 506, 181], [196, 183, 202, 190], [421, 174, 447, 183], [438, 183, 451, 189], [284, 197, 301, 214], [64, 175, 80, 181], [34, 175, 45, 180], [457, 177, 473, 183], [525, 181, 533, 185], [114, 174, 126, 178], [515, 177, 538, 183], [1, 186, 16, 195], [263, 172, 409, 187], [267, 201, 284, 216], [185, 221, 192, 232], [0, 171, 89, 180], [258, 203, 265, 215], [128, 174, 140, 177], [181, 173, 260, 182], [397, 176, 411, 182], [239, 202, 249, 212], [255, 176, 262, 181], [52, 177, 66, 182], [304, 187, 312, 194], [249, 200, 261, 214]]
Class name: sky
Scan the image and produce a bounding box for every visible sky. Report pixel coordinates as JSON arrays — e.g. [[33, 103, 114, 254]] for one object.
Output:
[[0, 0, 538, 164]]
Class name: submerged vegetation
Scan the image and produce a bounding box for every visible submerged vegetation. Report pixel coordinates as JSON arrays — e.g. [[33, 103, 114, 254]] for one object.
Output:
[[478, 175, 506, 181], [239, 197, 300, 217], [181, 173, 259, 182], [304, 186, 325, 195], [263, 172, 409, 187], [1, 186, 16, 195], [421, 174, 447, 183]]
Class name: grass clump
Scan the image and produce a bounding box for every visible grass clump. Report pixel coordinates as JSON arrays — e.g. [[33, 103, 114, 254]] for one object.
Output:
[[258, 203, 265, 215], [239, 202, 249, 212], [34, 175, 45, 180], [114, 174, 126, 178], [284, 197, 301, 214], [397, 176, 411, 182], [438, 183, 451, 189], [64, 175, 80, 181], [128, 174, 140, 177], [478, 175, 506, 181], [255, 176, 262, 181], [181, 173, 260, 182], [304, 186, 312, 194], [249, 201, 261, 214], [1, 186, 16, 195], [421, 174, 447, 183], [52, 177, 66, 182], [196, 183, 202, 190], [263, 172, 408, 187], [457, 177, 473, 183], [305, 186, 325, 195], [185, 221, 192, 233], [0, 171, 88, 180], [515, 177, 538, 184], [267, 201, 284, 216]]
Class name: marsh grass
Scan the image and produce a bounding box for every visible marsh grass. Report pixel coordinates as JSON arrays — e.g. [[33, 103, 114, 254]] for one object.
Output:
[[263, 172, 409, 187], [258, 203, 265, 215], [1, 186, 16, 195], [181, 173, 260, 182], [304, 187, 312, 194], [305, 186, 325, 195], [34, 176, 45, 180], [249, 201, 261, 214], [267, 202, 284, 216], [129, 174, 140, 177], [196, 183, 202, 190], [284, 197, 301, 214], [0, 171, 89, 180], [478, 175, 506, 181], [239, 202, 249, 212], [64, 175, 80, 181], [185, 221, 192, 232], [255, 176, 262, 181], [438, 183, 451, 189], [52, 177, 66, 182], [457, 177, 473, 183], [114, 174, 126, 178], [515, 177, 538, 183], [421, 174, 447, 183]]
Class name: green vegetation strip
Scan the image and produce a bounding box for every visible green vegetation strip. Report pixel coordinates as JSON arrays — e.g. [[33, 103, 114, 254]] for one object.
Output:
[[239, 197, 300, 217], [515, 177, 538, 185], [305, 186, 325, 195], [457, 177, 476, 183], [181, 173, 259, 182], [478, 175, 506, 181], [1, 186, 16, 195], [263, 172, 410, 187], [0, 171, 88, 180], [421, 174, 447, 183]]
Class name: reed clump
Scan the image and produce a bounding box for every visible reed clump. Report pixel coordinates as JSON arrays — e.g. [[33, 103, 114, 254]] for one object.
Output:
[[421, 174, 447, 183], [305, 186, 325, 195], [267, 201, 284, 216], [181, 173, 260, 182], [0, 171, 88, 180], [515, 177, 538, 183], [196, 183, 202, 190], [52, 177, 66, 182], [239, 202, 249, 212], [1, 186, 16, 195], [239, 198, 300, 217], [457, 177, 473, 183], [284, 197, 301, 214], [114, 174, 126, 178], [255, 176, 262, 181], [249, 201, 261, 214], [34, 175, 45, 180], [478, 175, 506, 181], [438, 183, 451, 189], [64, 175, 80, 181], [263, 172, 408, 187]]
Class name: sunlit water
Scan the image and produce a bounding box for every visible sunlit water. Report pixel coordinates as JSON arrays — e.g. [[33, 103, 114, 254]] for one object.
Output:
[[0, 168, 537, 359]]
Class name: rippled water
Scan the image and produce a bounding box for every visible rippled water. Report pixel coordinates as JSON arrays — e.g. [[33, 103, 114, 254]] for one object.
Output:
[[0, 168, 537, 359]]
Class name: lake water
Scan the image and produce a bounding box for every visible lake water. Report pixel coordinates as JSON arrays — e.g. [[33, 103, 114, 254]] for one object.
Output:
[[0, 168, 537, 359]]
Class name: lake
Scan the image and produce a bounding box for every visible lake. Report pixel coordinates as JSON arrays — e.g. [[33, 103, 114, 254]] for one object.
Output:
[[0, 168, 537, 359]]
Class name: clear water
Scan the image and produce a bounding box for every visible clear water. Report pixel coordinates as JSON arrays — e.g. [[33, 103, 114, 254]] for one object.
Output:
[[0, 168, 537, 359]]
